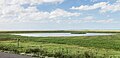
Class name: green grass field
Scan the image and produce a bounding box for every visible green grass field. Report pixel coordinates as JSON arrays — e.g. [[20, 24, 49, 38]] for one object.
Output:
[[0, 30, 120, 58]]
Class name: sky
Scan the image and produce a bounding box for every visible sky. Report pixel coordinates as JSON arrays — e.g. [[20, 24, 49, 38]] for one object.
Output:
[[0, 0, 120, 30]]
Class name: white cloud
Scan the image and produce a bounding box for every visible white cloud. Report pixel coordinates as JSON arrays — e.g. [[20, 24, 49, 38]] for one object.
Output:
[[100, 1, 120, 13], [82, 16, 94, 20], [117, 0, 120, 2], [0, 0, 82, 23], [51, 16, 117, 24], [43, 0, 64, 4], [0, 0, 64, 5], [90, 0, 98, 2], [71, 0, 120, 13], [17, 8, 81, 22], [71, 2, 107, 10], [62, 16, 116, 23], [80, 16, 116, 23], [0, 2, 81, 23], [49, 9, 80, 18], [0, 0, 116, 25], [95, 19, 114, 23]]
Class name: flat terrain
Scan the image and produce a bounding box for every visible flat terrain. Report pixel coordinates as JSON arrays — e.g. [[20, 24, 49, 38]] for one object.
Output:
[[0, 30, 120, 58]]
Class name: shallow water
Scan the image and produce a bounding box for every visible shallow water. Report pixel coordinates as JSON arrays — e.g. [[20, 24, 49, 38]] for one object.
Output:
[[13, 33, 114, 37]]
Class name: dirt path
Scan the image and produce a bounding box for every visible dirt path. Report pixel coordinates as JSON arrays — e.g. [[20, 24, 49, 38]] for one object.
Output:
[[0, 52, 33, 58]]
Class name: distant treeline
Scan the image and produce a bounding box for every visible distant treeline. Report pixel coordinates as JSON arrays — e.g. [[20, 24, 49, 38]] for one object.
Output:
[[0, 30, 120, 33], [0, 30, 86, 34], [85, 30, 120, 33]]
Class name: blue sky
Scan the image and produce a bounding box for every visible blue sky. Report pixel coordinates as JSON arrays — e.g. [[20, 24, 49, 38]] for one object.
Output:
[[0, 0, 120, 30]]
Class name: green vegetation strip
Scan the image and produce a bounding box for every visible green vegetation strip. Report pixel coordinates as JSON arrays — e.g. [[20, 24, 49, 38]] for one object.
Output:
[[0, 31, 120, 58]]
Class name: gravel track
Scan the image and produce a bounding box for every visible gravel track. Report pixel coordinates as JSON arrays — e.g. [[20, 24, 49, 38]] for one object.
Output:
[[0, 52, 33, 58]]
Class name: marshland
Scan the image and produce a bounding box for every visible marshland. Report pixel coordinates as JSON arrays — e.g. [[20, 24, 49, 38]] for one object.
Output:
[[0, 30, 120, 58]]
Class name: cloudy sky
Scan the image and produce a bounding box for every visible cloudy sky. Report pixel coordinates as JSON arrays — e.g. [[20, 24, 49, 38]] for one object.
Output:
[[0, 0, 120, 30]]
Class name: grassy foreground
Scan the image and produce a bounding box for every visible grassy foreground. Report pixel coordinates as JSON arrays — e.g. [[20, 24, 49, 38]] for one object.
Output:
[[0, 30, 120, 58]]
